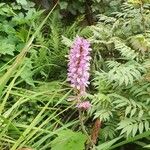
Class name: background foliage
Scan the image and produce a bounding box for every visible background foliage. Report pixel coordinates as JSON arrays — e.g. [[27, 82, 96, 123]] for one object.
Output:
[[0, 0, 150, 150]]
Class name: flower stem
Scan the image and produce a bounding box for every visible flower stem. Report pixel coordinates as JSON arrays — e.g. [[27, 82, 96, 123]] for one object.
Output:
[[78, 110, 96, 150]]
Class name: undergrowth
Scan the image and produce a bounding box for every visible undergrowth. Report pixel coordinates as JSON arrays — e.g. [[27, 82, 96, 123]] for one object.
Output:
[[0, 0, 150, 150]]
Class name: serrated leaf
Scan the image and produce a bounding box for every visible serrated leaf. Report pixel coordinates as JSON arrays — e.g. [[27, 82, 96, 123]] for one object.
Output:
[[120, 126, 129, 135], [117, 119, 135, 131], [94, 110, 113, 121], [0, 39, 15, 55], [16, 0, 28, 5], [124, 72, 129, 86], [138, 109, 144, 118], [125, 106, 132, 117], [120, 124, 133, 137], [62, 36, 73, 47], [130, 108, 136, 117], [139, 122, 144, 134], [126, 125, 133, 137], [115, 102, 127, 108], [145, 121, 149, 131], [132, 123, 138, 137], [20, 58, 34, 86]]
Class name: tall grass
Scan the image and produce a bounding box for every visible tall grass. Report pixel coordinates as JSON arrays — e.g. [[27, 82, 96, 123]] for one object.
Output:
[[0, 78, 78, 149], [0, 2, 79, 149]]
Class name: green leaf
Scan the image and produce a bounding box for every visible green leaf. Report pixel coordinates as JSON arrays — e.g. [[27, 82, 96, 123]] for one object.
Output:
[[111, 131, 150, 149], [132, 124, 138, 137], [94, 110, 113, 121], [16, 0, 28, 5], [130, 108, 136, 117], [138, 110, 144, 118], [20, 58, 34, 86], [139, 122, 144, 134], [125, 106, 132, 117], [62, 36, 73, 47], [0, 39, 15, 55], [97, 136, 122, 150], [126, 125, 133, 137], [59, 1, 68, 9], [145, 120, 149, 131], [51, 130, 87, 150], [144, 144, 150, 148]]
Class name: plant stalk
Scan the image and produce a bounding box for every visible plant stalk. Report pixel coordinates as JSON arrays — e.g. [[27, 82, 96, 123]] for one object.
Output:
[[78, 110, 96, 150]]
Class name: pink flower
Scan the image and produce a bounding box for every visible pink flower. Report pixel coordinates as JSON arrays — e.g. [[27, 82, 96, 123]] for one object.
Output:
[[76, 101, 91, 110], [67, 37, 91, 95]]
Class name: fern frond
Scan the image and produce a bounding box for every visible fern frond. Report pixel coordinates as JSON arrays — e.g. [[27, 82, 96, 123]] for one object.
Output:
[[106, 61, 121, 68], [48, 11, 62, 51], [112, 38, 138, 60], [100, 122, 117, 140], [97, 14, 116, 24], [117, 117, 150, 137], [91, 24, 111, 40], [128, 82, 150, 98], [107, 61, 143, 86], [129, 34, 150, 52]]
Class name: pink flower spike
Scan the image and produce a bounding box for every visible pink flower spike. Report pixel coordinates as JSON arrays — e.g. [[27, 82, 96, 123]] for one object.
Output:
[[67, 37, 91, 95], [76, 101, 92, 110]]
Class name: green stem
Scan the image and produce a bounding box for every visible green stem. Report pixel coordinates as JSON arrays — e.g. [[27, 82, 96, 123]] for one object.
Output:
[[78, 110, 96, 150]]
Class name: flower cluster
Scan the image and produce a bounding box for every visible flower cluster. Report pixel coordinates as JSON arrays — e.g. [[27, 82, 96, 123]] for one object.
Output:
[[67, 37, 91, 95], [76, 101, 92, 110]]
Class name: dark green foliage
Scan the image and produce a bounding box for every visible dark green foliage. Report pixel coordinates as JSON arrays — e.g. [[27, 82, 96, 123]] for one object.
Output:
[[0, 1, 43, 86], [0, 0, 150, 150], [87, 1, 150, 148]]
